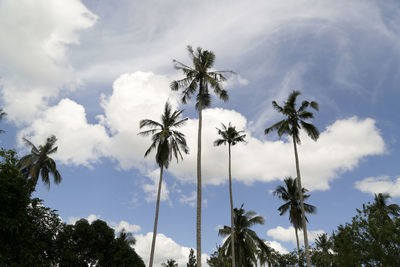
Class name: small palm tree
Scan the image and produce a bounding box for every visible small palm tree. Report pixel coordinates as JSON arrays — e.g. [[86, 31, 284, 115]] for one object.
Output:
[[257, 247, 276, 267], [18, 135, 61, 190], [219, 204, 270, 266], [273, 177, 316, 256], [171, 45, 233, 266], [371, 193, 400, 221], [314, 233, 332, 253], [265, 90, 319, 267], [139, 102, 189, 267], [162, 259, 178, 267], [214, 122, 246, 267], [0, 109, 7, 134]]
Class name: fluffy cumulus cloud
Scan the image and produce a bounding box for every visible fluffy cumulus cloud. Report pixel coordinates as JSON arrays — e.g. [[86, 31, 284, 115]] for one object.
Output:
[[18, 71, 386, 193], [142, 169, 170, 203], [266, 240, 289, 254], [267, 226, 325, 246], [355, 176, 400, 198], [68, 214, 141, 233], [134, 232, 209, 266], [0, 0, 97, 124], [17, 98, 109, 167]]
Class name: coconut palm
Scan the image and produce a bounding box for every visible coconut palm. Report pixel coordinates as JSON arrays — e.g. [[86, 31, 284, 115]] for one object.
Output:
[[214, 122, 246, 267], [273, 177, 316, 257], [371, 193, 400, 221], [162, 259, 178, 267], [18, 135, 61, 190], [0, 109, 6, 134], [257, 247, 276, 267], [219, 204, 270, 266], [265, 90, 319, 267], [138, 102, 189, 267], [171, 45, 233, 266]]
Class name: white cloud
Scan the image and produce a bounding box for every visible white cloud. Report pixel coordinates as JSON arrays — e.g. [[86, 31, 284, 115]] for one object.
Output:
[[17, 98, 110, 167], [267, 226, 325, 246], [112, 220, 141, 233], [0, 0, 97, 124], [142, 169, 170, 203], [68, 214, 100, 225], [18, 71, 386, 193], [266, 240, 288, 254], [355, 176, 400, 198], [134, 232, 209, 267]]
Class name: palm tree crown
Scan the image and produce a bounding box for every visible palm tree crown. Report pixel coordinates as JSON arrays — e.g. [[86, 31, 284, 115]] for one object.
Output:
[[18, 135, 61, 189], [214, 122, 246, 147], [139, 102, 189, 168], [0, 108, 6, 134], [170, 45, 233, 110], [219, 204, 271, 266], [265, 90, 319, 144], [273, 177, 316, 230], [371, 193, 400, 219]]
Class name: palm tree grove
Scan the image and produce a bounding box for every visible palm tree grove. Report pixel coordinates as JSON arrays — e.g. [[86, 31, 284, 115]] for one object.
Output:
[[1, 2, 400, 267]]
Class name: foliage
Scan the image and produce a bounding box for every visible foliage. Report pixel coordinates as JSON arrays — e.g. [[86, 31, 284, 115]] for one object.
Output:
[[18, 135, 62, 189], [187, 248, 197, 267], [214, 122, 246, 147], [207, 245, 231, 267], [0, 108, 6, 134], [218, 204, 272, 266], [332, 195, 400, 266], [0, 149, 145, 267], [162, 258, 178, 267], [139, 101, 189, 169]]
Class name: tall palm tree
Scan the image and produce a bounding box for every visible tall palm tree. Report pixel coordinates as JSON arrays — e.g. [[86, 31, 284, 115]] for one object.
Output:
[[0, 109, 7, 134], [371, 193, 400, 220], [214, 122, 246, 267], [139, 102, 189, 267], [171, 45, 233, 266], [265, 90, 319, 267], [18, 135, 61, 190], [273, 177, 316, 257], [219, 204, 270, 266]]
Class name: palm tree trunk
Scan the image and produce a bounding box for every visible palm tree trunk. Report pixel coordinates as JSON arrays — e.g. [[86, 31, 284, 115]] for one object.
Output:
[[148, 166, 164, 267], [196, 98, 203, 267], [292, 137, 311, 267], [294, 226, 301, 264], [228, 144, 236, 267]]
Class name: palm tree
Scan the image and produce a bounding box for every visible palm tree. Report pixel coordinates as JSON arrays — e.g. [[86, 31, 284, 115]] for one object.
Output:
[[314, 233, 332, 253], [265, 90, 319, 267], [273, 177, 316, 257], [219, 204, 270, 266], [162, 259, 178, 267], [138, 102, 189, 267], [214, 122, 246, 267], [18, 135, 61, 190], [257, 247, 276, 267], [371, 193, 400, 221], [0, 109, 6, 134], [171, 45, 233, 266]]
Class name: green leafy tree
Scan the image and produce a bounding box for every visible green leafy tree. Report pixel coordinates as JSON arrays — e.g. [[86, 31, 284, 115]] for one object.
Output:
[[214, 122, 246, 267], [207, 245, 231, 267], [219, 204, 271, 266], [0, 149, 63, 266], [139, 102, 189, 267], [18, 135, 62, 190], [311, 233, 334, 267], [187, 248, 197, 267], [171, 46, 233, 266], [162, 259, 178, 267], [370, 192, 400, 221], [332, 194, 400, 266], [265, 90, 319, 267], [273, 176, 316, 258]]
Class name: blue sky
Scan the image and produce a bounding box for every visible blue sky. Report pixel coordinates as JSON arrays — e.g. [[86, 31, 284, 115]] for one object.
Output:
[[1, 0, 400, 265]]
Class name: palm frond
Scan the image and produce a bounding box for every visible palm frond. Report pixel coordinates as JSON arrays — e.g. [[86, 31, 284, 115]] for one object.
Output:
[[300, 121, 320, 141]]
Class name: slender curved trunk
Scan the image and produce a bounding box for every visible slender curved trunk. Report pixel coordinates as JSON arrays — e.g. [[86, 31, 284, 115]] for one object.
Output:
[[149, 166, 164, 267], [294, 226, 301, 265], [196, 97, 203, 267], [292, 137, 311, 267], [228, 144, 236, 267]]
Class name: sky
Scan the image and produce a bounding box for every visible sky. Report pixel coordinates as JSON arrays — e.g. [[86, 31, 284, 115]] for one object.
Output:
[[1, 0, 400, 265]]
